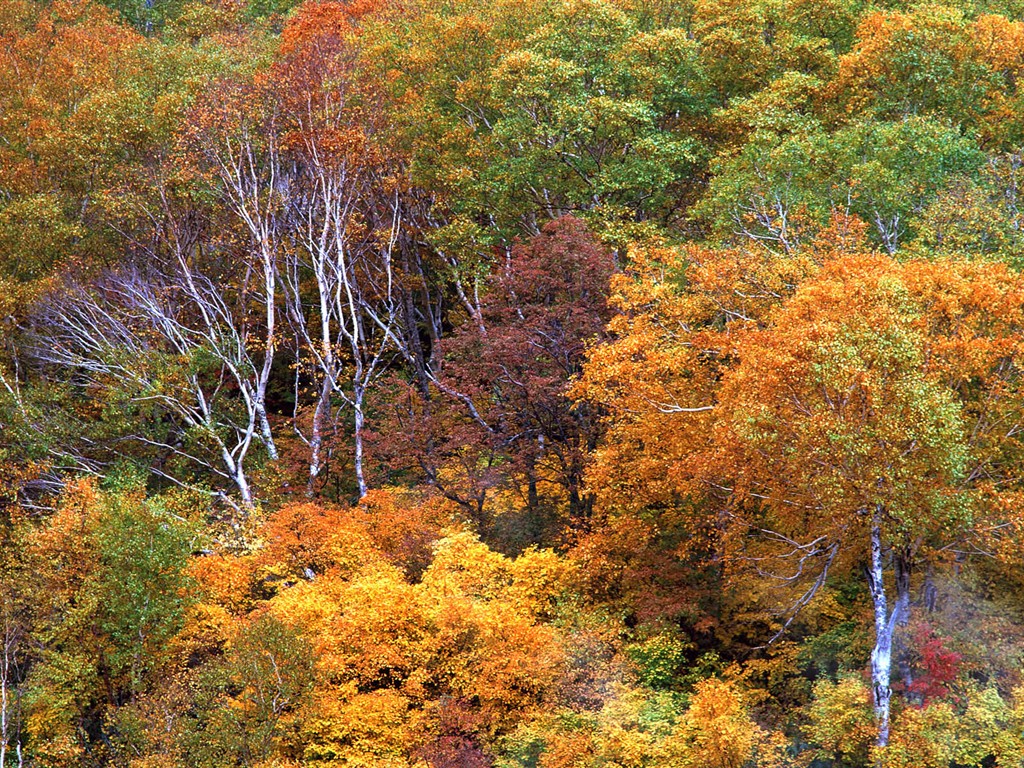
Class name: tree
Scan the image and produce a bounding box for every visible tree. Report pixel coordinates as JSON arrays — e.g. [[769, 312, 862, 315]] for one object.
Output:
[[30, 264, 278, 508], [0, 576, 25, 768], [18, 480, 194, 764], [369, 0, 706, 245], [181, 67, 288, 470], [274, 0, 402, 499], [182, 614, 315, 767], [830, 6, 989, 126], [379, 216, 615, 530], [164, 499, 568, 766], [579, 246, 1024, 747], [668, 677, 784, 768], [701, 116, 985, 254], [806, 675, 876, 767]]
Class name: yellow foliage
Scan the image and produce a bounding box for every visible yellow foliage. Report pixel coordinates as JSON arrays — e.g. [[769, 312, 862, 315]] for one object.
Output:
[[301, 688, 421, 768], [805, 675, 875, 765], [232, 515, 570, 759], [877, 703, 958, 768], [668, 678, 785, 768], [170, 602, 233, 664], [873, 685, 1024, 768], [419, 530, 512, 600]]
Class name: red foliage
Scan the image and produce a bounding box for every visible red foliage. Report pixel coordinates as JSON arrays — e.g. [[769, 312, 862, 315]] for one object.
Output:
[[907, 622, 962, 704], [375, 216, 616, 525]]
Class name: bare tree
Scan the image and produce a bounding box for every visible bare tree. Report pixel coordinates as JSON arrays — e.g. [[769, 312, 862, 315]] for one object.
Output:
[[284, 151, 403, 498], [182, 77, 291, 464], [31, 264, 276, 509], [204, 125, 285, 462]]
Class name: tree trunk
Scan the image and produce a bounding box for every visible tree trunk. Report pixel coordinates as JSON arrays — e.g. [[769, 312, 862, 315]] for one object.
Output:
[[1, 639, 8, 768], [920, 561, 937, 613], [1, 605, 20, 768], [868, 509, 894, 749], [306, 375, 334, 498], [219, 446, 253, 509], [893, 548, 913, 696], [234, 467, 253, 509], [257, 246, 279, 462], [399, 248, 433, 400], [256, 402, 278, 461], [353, 385, 367, 499], [866, 512, 913, 751]]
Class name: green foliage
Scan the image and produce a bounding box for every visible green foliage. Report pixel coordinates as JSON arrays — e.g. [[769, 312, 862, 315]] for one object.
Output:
[[372, 0, 706, 242], [182, 615, 315, 767], [799, 620, 871, 678], [701, 116, 985, 252], [93, 494, 195, 688], [98, 0, 185, 32], [0, 195, 83, 282], [805, 674, 876, 766], [19, 484, 195, 761], [625, 631, 694, 689]]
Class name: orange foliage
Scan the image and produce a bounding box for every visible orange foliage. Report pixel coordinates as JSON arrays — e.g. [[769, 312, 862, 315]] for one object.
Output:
[[175, 497, 568, 763], [580, 244, 1024, 553], [186, 553, 256, 614]]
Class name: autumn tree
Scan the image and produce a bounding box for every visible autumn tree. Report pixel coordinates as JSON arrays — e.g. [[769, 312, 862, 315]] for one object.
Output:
[[0, 551, 26, 768], [368, 0, 709, 251], [669, 677, 784, 768], [180, 62, 288, 470], [378, 216, 615, 534], [16, 480, 194, 764], [271, 0, 406, 499], [579, 245, 1024, 747], [129, 496, 572, 766]]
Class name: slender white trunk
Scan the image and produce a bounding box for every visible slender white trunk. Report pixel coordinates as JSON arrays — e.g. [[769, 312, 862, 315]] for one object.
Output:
[[257, 245, 279, 462], [256, 402, 278, 461], [1, 604, 19, 768], [869, 516, 892, 748], [0, 667, 7, 768], [234, 466, 253, 509], [1, 667, 7, 768], [306, 375, 333, 497], [867, 506, 909, 750], [353, 383, 367, 499]]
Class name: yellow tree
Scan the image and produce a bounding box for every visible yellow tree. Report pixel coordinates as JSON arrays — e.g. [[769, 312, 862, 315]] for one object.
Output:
[[669, 677, 784, 768], [156, 494, 568, 766]]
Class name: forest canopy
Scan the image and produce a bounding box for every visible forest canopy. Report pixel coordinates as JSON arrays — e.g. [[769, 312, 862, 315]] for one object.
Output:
[[5, 0, 1024, 766]]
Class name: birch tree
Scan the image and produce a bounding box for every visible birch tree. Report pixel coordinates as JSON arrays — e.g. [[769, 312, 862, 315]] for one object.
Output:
[[31, 264, 278, 509], [182, 72, 290, 464], [0, 592, 23, 768], [275, 0, 406, 498]]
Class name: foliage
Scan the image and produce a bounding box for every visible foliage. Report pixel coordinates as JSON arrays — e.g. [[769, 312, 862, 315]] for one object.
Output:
[[7, 0, 1024, 764]]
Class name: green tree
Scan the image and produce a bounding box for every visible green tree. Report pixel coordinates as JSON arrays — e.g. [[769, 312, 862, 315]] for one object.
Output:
[[20, 482, 194, 764]]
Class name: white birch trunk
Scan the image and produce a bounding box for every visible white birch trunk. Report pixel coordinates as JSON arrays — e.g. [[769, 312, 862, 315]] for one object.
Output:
[[868, 515, 893, 748], [353, 382, 367, 499], [0, 602, 20, 768], [867, 506, 910, 750]]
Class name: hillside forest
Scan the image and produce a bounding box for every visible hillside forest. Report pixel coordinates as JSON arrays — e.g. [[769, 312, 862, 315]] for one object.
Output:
[[9, 0, 1024, 765]]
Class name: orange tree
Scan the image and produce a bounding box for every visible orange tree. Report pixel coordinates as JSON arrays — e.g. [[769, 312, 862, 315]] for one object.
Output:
[[577, 244, 1024, 749]]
